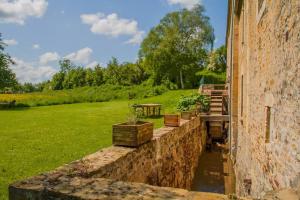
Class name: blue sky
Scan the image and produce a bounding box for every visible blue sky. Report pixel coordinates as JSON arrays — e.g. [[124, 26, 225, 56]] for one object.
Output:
[[0, 0, 227, 83]]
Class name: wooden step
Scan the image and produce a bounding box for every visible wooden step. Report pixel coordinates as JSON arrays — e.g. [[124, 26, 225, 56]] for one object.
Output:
[[210, 103, 222, 107], [210, 112, 222, 115], [211, 96, 223, 99], [211, 100, 222, 103], [211, 91, 224, 95], [210, 107, 222, 112]]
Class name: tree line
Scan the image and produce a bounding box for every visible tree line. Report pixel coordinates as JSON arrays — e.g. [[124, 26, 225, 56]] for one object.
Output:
[[0, 5, 226, 93]]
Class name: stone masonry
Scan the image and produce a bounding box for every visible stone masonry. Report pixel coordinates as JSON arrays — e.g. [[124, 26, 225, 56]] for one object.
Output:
[[9, 117, 208, 199], [226, 0, 300, 198]]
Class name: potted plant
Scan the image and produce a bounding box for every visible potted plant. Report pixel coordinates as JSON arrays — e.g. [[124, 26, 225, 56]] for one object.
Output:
[[177, 96, 196, 120], [193, 94, 210, 114], [164, 112, 180, 127], [112, 107, 153, 147]]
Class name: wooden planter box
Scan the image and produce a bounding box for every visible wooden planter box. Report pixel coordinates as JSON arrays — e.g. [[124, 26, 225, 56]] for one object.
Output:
[[164, 114, 180, 127], [181, 111, 192, 120], [112, 121, 153, 147]]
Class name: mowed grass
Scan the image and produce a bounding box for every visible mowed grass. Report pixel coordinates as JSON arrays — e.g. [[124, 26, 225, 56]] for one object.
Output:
[[0, 89, 195, 199]]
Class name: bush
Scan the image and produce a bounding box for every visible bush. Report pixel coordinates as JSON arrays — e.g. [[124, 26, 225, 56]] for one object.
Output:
[[177, 93, 210, 112], [196, 69, 226, 84], [0, 84, 169, 107]]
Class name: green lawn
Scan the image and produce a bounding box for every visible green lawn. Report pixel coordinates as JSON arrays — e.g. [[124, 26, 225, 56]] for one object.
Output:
[[0, 89, 195, 199]]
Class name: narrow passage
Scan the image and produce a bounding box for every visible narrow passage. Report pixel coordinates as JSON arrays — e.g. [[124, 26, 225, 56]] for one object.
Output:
[[191, 143, 225, 193]]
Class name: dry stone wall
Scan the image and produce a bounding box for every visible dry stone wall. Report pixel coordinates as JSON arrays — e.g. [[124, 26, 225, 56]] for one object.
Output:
[[9, 117, 207, 199]]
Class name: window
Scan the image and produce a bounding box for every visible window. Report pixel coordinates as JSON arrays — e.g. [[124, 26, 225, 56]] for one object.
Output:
[[265, 106, 271, 143]]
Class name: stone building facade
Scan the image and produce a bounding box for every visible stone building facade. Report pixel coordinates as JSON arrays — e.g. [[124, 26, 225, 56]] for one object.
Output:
[[226, 0, 300, 198]]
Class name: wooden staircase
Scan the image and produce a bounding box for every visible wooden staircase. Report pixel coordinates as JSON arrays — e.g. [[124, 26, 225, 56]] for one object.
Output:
[[209, 90, 224, 139]]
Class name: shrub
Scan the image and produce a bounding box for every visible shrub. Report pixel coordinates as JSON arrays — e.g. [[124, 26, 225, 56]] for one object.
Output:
[[177, 96, 195, 111], [177, 93, 210, 112], [0, 84, 169, 107]]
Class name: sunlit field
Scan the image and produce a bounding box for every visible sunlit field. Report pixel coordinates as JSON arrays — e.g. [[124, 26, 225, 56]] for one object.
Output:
[[0, 89, 195, 199]]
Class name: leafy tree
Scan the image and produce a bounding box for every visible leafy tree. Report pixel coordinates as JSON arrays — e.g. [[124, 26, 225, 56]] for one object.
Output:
[[59, 59, 74, 73], [85, 68, 95, 86], [51, 72, 65, 90], [104, 57, 123, 85], [207, 45, 226, 72], [22, 82, 36, 93], [36, 80, 51, 91], [196, 68, 226, 84], [139, 5, 214, 89], [93, 65, 105, 86], [63, 67, 86, 89], [0, 33, 18, 91]]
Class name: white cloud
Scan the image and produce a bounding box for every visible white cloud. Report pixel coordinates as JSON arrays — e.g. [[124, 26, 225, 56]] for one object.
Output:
[[65, 47, 93, 64], [167, 0, 201, 9], [39, 52, 60, 65], [81, 12, 144, 44], [11, 57, 57, 83], [33, 44, 40, 49], [86, 61, 98, 69], [3, 39, 18, 46], [0, 0, 48, 25]]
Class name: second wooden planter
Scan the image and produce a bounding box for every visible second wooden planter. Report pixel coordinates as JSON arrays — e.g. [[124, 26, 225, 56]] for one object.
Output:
[[181, 111, 192, 120], [164, 114, 180, 127], [181, 110, 197, 120], [112, 121, 153, 147]]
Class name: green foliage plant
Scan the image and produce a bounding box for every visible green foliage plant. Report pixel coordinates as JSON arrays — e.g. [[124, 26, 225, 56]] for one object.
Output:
[[177, 93, 210, 112], [127, 105, 144, 125], [192, 93, 210, 112], [177, 95, 195, 112]]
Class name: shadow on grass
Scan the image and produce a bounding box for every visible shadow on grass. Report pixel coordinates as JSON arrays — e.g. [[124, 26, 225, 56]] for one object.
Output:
[[0, 105, 30, 111], [143, 115, 163, 119]]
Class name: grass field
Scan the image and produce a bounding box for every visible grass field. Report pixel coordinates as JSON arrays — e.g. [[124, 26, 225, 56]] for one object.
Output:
[[0, 89, 195, 199]]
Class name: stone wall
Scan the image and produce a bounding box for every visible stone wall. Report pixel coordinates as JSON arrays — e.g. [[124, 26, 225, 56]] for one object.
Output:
[[10, 176, 235, 200], [9, 117, 207, 199], [226, 0, 300, 198]]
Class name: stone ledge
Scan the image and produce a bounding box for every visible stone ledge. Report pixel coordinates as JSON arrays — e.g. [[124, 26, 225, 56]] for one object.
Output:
[[9, 176, 231, 200]]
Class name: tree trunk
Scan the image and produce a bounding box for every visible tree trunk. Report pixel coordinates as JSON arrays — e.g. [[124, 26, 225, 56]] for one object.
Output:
[[180, 69, 185, 89]]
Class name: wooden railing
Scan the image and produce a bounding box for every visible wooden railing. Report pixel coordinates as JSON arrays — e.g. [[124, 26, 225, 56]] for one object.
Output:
[[199, 84, 226, 95], [222, 95, 229, 115]]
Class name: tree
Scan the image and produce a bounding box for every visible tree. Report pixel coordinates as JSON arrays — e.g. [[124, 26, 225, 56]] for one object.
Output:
[[104, 57, 123, 85], [196, 45, 227, 84], [207, 45, 226, 72], [85, 68, 95, 86], [51, 72, 65, 90], [0, 33, 18, 91], [22, 82, 36, 93], [59, 59, 74, 73], [93, 65, 105, 86], [63, 67, 86, 89], [139, 5, 214, 89]]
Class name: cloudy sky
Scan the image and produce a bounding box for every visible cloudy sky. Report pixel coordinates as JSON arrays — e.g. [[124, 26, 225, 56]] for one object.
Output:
[[0, 0, 227, 83]]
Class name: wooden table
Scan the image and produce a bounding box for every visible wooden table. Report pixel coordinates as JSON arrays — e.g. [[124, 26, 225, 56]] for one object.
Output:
[[133, 104, 162, 116]]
